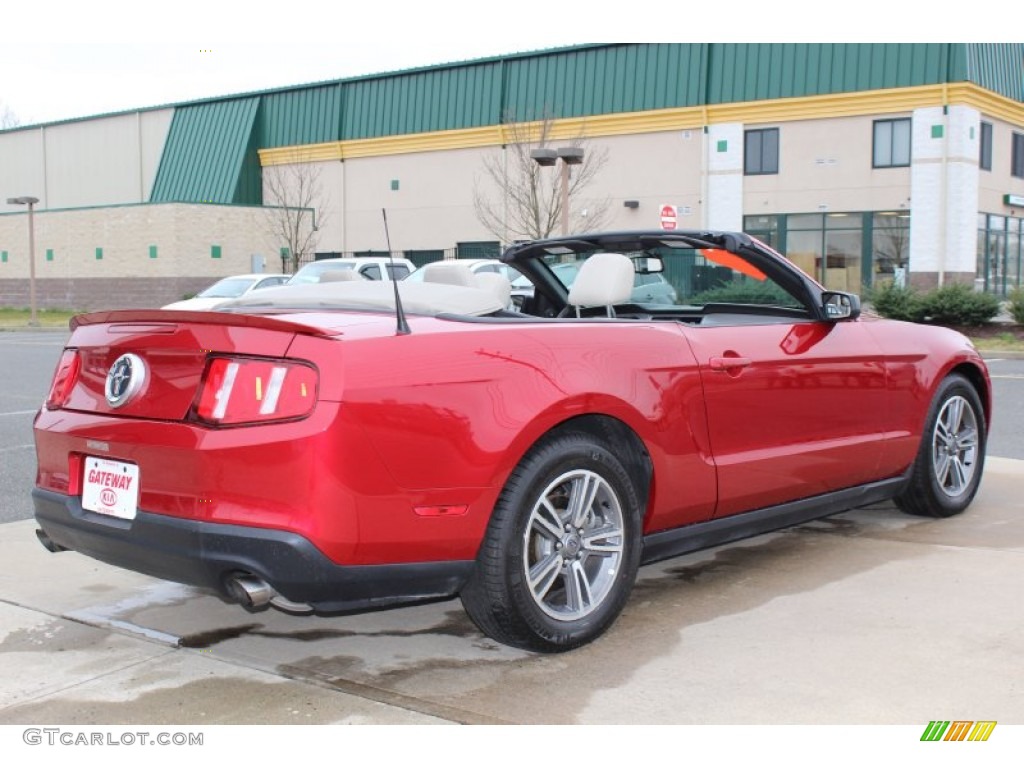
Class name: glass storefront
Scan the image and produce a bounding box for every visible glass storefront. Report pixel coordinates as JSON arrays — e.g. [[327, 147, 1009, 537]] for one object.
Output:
[[977, 213, 1024, 296], [744, 211, 908, 291]]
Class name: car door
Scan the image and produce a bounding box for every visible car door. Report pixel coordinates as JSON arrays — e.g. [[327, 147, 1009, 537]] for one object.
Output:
[[682, 316, 889, 518]]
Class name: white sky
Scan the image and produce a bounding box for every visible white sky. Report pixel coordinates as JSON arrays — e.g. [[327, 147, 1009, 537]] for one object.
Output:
[[0, 1, 1012, 127]]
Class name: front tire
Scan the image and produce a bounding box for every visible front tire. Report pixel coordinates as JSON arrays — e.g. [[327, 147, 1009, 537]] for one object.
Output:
[[461, 431, 643, 652], [895, 373, 986, 518]]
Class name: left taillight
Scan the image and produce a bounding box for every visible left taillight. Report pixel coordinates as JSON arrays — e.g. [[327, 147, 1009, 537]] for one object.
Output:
[[191, 356, 319, 426], [45, 349, 81, 410]]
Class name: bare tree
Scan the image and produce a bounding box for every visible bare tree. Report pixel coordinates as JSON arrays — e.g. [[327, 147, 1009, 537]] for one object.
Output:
[[1, 100, 21, 129], [262, 159, 330, 273], [473, 114, 611, 243], [874, 226, 909, 269]]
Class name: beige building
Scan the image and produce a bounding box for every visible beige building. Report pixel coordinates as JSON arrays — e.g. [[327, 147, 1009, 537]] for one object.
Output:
[[2, 44, 1023, 310]]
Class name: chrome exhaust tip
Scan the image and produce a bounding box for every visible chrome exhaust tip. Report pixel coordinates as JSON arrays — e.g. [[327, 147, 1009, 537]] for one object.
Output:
[[225, 573, 313, 613], [225, 574, 275, 608]]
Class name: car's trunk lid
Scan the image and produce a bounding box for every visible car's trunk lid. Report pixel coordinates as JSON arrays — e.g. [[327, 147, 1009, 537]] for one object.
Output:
[[59, 310, 342, 421]]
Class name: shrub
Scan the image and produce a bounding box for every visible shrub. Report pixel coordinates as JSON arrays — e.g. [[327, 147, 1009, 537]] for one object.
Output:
[[869, 282, 1001, 326], [867, 281, 920, 322], [689, 281, 796, 306], [1008, 286, 1024, 325], [916, 283, 1001, 327]]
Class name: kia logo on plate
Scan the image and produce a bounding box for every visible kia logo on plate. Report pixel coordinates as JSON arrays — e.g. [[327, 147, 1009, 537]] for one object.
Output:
[[101, 489, 118, 506], [105, 353, 147, 408]]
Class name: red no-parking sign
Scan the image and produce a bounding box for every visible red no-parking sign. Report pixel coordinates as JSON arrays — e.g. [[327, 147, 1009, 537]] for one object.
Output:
[[660, 204, 677, 231]]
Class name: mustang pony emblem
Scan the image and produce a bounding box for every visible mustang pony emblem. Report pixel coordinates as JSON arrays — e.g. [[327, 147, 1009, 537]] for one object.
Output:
[[105, 353, 146, 407]]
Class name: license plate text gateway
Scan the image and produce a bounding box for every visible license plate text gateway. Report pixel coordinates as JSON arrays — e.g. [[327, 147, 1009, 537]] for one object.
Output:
[[82, 456, 139, 520]]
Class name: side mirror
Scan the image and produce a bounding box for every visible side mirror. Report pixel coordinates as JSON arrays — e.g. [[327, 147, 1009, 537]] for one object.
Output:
[[633, 256, 664, 274], [822, 291, 861, 321]]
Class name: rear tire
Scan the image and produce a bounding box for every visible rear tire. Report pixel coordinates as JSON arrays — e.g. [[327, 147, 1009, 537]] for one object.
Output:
[[895, 374, 986, 518], [461, 431, 643, 652]]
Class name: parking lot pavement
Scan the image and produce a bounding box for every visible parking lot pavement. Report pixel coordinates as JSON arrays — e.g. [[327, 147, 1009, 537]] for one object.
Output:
[[2, 458, 1022, 726]]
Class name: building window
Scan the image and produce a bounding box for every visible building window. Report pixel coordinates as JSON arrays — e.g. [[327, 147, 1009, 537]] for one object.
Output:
[[743, 215, 781, 250], [872, 212, 911, 287], [1012, 132, 1024, 178], [744, 128, 779, 175], [980, 122, 993, 171], [873, 118, 911, 168]]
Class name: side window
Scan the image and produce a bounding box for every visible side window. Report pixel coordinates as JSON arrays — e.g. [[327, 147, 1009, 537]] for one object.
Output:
[[386, 264, 410, 280], [1012, 132, 1024, 179], [744, 128, 779, 175], [360, 265, 382, 280], [873, 118, 911, 168], [673, 247, 806, 314]]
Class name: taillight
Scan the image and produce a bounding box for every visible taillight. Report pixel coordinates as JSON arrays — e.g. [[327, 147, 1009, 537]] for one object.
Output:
[[45, 349, 81, 410], [192, 357, 318, 426]]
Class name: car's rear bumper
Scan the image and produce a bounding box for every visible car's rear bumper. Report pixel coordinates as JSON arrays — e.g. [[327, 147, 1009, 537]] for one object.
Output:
[[33, 488, 473, 613]]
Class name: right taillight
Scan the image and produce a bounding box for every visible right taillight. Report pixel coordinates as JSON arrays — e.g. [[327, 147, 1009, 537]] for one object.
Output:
[[192, 356, 319, 426], [45, 349, 81, 410]]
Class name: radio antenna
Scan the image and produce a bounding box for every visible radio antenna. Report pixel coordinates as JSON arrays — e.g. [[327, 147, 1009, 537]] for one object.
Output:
[[382, 208, 411, 336]]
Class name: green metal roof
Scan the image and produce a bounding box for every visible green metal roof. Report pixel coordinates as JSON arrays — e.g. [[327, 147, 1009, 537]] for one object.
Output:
[[342, 61, 504, 139], [502, 44, 705, 122], [706, 44, 953, 103], [147, 43, 1024, 205], [150, 97, 260, 204], [966, 43, 1024, 102], [260, 83, 344, 148]]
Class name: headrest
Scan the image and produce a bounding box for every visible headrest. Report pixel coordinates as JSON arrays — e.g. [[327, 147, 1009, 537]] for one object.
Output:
[[420, 261, 477, 288], [475, 272, 512, 308], [567, 252, 634, 308]]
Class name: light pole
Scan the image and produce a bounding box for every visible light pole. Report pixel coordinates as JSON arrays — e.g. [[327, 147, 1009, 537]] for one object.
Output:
[[6, 196, 40, 326], [531, 147, 584, 236]]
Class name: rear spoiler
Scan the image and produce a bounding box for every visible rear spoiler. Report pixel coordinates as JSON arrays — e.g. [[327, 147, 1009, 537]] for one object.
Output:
[[69, 309, 344, 338]]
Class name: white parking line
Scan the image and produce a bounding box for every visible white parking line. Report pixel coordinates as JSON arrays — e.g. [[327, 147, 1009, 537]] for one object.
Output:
[[0, 410, 39, 417]]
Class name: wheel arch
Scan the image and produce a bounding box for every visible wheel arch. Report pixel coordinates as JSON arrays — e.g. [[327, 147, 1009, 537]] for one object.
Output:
[[493, 411, 654, 523], [543, 414, 654, 512], [948, 361, 992, 430]]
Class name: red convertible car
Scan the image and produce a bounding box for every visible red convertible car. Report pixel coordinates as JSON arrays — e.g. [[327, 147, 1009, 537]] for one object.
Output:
[[32, 230, 990, 652]]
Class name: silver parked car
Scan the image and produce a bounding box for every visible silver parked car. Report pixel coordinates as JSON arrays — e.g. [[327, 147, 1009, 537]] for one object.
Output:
[[163, 273, 290, 311]]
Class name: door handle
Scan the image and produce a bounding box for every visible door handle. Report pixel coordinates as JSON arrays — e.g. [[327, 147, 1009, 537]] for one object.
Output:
[[709, 356, 752, 371]]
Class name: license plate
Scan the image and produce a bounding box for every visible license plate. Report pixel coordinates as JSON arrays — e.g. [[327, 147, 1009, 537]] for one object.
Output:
[[82, 456, 139, 520]]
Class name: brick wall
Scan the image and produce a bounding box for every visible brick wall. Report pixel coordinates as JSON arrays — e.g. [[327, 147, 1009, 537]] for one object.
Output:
[[0, 203, 279, 310], [0, 277, 217, 311]]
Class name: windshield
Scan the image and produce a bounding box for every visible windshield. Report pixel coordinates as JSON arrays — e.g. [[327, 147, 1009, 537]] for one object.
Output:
[[197, 277, 256, 298]]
